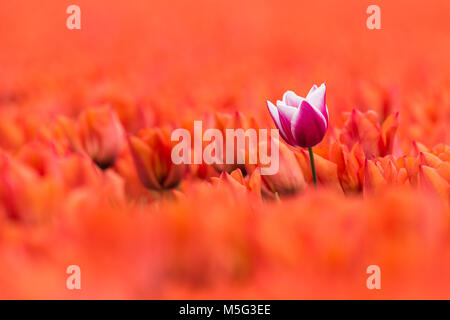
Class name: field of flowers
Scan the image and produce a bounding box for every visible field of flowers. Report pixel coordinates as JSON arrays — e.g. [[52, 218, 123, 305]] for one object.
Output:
[[0, 0, 449, 299]]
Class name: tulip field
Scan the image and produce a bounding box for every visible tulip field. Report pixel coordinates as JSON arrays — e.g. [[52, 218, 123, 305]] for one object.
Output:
[[0, 0, 450, 299]]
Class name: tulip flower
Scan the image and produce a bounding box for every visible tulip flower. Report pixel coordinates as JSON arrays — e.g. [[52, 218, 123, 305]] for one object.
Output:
[[267, 84, 329, 186], [246, 140, 306, 198], [128, 128, 186, 191], [78, 106, 125, 169]]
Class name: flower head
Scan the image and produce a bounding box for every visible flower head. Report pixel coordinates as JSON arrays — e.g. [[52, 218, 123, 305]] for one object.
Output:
[[78, 106, 124, 169], [267, 84, 329, 148], [128, 128, 186, 190]]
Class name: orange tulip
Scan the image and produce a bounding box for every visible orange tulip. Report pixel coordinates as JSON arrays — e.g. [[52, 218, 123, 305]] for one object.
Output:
[[246, 140, 306, 199], [295, 148, 342, 192], [129, 128, 186, 190], [78, 106, 124, 169]]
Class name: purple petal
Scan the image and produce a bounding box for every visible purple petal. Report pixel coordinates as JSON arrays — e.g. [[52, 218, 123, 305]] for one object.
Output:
[[291, 100, 327, 148], [277, 103, 297, 145], [282, 90, 303, 108], [267, 100, 290, 143], [306, 83, 329, 124]]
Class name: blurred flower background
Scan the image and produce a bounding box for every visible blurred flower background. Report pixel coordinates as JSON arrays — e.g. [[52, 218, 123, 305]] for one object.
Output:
[[0, 0, 449, 298]]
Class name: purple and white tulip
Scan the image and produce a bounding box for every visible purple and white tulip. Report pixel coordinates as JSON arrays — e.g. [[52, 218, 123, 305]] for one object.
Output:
[[267, 84, 329, 148]]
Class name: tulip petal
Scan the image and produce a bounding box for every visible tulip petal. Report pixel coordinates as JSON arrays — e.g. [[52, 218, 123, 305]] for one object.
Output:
[[295, 149, 342, 192], [277, 101, 297, 145], [306, 83, 329, 124], [364, 159, 387, 195], [262, 142, 306, 195], [128, 135, 162, 190], [163, 163, 185, 188], [307, 84, 318, 96], [283, 90, 303, 108], [437, 162, 450, 183], [249, 167, 262, 197], [420, 151, 442, 168], [267, 101, 290, 143], [291, 100, 327, 148], [380, 112, 399, 156], [419, 165, 450, 200]]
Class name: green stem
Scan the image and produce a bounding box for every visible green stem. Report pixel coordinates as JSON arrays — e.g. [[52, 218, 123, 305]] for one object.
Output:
[[308, 147, 317, 187]]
